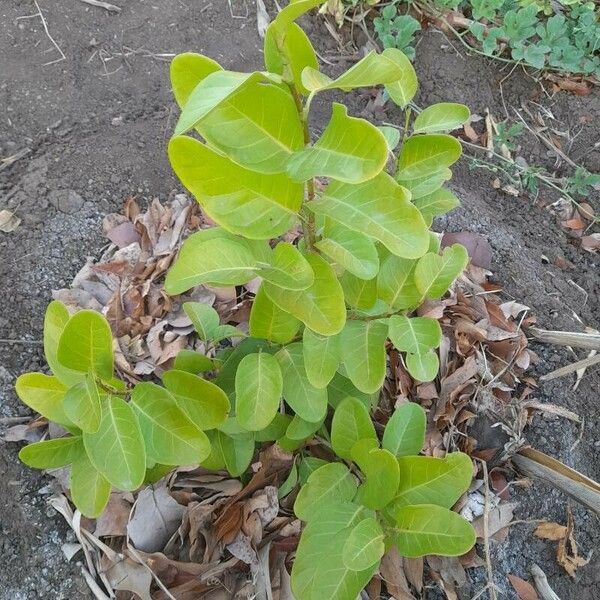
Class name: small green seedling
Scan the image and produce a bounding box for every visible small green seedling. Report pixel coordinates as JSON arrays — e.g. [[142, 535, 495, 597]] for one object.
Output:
[[16, 2, 476, 597]]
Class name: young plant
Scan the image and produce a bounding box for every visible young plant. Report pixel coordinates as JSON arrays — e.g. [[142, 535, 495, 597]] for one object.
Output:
[[16, 1, 476, 597]]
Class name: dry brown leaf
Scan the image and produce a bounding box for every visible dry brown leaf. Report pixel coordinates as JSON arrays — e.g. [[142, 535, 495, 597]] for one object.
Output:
[[507, 574, 539, 600], [442, 232, 492, 269], [379, 548, 415, 600], [94, 493, 132, 537], [0, 209, 21, 232], [581, 233, 600, 253], [101, 555, 152, 600], [473, 503, 515, 538], [534, 521, 567, 541]]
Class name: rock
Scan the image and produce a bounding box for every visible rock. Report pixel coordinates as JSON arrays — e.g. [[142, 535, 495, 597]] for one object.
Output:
[[48, 189, 84, 214]]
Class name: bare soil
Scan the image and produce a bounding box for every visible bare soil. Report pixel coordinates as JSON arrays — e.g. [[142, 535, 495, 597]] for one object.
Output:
[[1, 1, 598, 598]]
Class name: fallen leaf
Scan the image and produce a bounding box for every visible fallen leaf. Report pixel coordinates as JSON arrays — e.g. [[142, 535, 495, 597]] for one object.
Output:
[[534, 521, 567, 542], [0, 209, 21, 232], [581, 234, 600, 253], [380, 548, 415, 600], [507, 574, 539, 600], [94, 493, 132, 537], [102, 555, 152, 600], [442, 232, 492, 269]]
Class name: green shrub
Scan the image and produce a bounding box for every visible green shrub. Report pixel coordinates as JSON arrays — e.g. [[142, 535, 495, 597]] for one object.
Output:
[[16, 1, 476, 597]]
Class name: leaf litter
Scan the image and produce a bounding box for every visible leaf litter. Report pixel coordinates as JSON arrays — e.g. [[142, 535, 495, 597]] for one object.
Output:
[[7, 195, 599, 599]]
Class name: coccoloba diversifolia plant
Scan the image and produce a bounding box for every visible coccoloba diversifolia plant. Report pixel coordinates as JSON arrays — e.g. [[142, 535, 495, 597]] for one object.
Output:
[[16, 1, 477, 597]]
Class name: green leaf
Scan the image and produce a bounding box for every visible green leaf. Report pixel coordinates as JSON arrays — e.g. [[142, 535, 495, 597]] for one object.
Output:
[[212, 324, 245, 343], [197, 80, 304, 174], [340, 272, 378, 311], [170, 52, 222, 107], [292, 502, 376, 600], [390, 452, 473, 510], [302, 49, 409, 93], [165, 231, 258, 295], [391, 504, 476, 557], [184, 302, 219, 341], [254, 412, 292, 442], [213, 429, 255, 477], [376, 253, 421, 310], [173, 350, 215, 374], [298, 456, 329, 484], [70, 453, 111, 518], [327, 372, 376, 410], [63, 372, 102, 433], [294, 463, 357, 521], [19, 436, 83, 469], [168, 136, 302, 240], [340, 320, 388, 394], [315, 225, 379, 280], [309, 173, 429, 259], [264, 21, 318, 95], [44, 301, 82, 386], [414, 244, 469, 299], [379, 125, 401, 151], [413, 103, 471, 134], [352, 443, 399, 510], [398, 168, 452, 199], [342, 517, 385, 571], [272, 0, 327, 30], [286, 414, 325, 441], [276, 343, 328, 422], [83, 396, 146, 491], [302, 328, 341, 388], [331, 397, 377, 460], [414, 187, 460, 225], [57, 309, 114, 381], [131, 382, 211, 466], [249, 284, 301, 343], [235, 352, 283, 431], [397, 134, 462, 180], [388, 315, 442, 354], [278, 463, 298, 499], [258, 242, 314, 290], [15, 373, 72, 428], [264, 253, 346, 336], [286, 103, 388, 184], [384, 48, 418, 109], [382, 403, 426, 457], [162, 370, 230, 430], [406, 351, 439, 381]]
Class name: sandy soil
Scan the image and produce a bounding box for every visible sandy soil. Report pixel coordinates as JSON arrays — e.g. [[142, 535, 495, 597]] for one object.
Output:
[[0, 1, 598, 598]]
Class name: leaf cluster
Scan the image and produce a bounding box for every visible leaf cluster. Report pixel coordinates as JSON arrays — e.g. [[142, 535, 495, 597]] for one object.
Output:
[[374, 4, 422, 59]]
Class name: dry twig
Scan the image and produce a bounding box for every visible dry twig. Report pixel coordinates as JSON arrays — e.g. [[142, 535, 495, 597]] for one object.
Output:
[[531, 564, 561, 600], [529, 327, 600, 351], [540, 354, 600, 381], [77, 0, 121, 12]]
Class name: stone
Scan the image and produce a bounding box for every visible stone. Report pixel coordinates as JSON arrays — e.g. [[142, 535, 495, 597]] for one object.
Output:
[[48, 189, 84, 214]]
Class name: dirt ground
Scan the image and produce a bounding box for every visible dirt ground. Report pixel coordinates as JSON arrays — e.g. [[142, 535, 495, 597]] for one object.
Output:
[[0, 1, 598, 598]]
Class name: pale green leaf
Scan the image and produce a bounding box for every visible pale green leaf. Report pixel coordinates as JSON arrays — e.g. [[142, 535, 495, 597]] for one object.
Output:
[[83, 396, 146, 491], [291, 502, 375, 600], [331, 397, 377, 460], [376, 253, 421, 310], [406, 351, 439, 381], [212, 324, 245, 343], [162, 370, 230, 430], [264, 21, 318, 95], [198, 80, 304, 174], [278, 462, 299, 499], [352, 443, 399, 510], [214, 429, 255, 477], [169, 136, 302, 240], [378, 125, 401, 151], [235, 352, 283, 431], [258, 242, 314, 290], [397, 168, 452, 200], [63, 372, 102, 433], [382, 403, 426, 458], [340, 320, 388, 394], [397, 134, 462, 181], [414, 244, 469, 299], [315, 225, 379, 280], [264, 253, 346, 336], [309, 172, 429, 259], [383, 48, 418, 109], [170, 52, 222, 107], [302, 49, 408, 93], [15, 373, 72, 428], [327, 372, 376, 410], [57, 310, 114, 381], [298, 456, 329, 484], [390, 452, 473, 510], [392, 504, 476, 557], [70, 453, 111, 518], [286, 103, 388, 184], [413, 103, 470, 134], [414, 187, 460, 225], [249, 284, 301, 343], [19, 436, 83, 469], [286, 414, 325, 441], [342, 517, 385, 571], [272, 0, 327, 30], [388, 315, 442, 354], [254, 412, 292, 442], [276, 343, 328, 422], [173, 350, 215, 374], [131, 382, 211, 465], [294, 463, 357, 521], [44, 301, 83, 386], [340, 272, 377, 311], [302, 327, 341, 388], [184, 302, 219, 341]]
